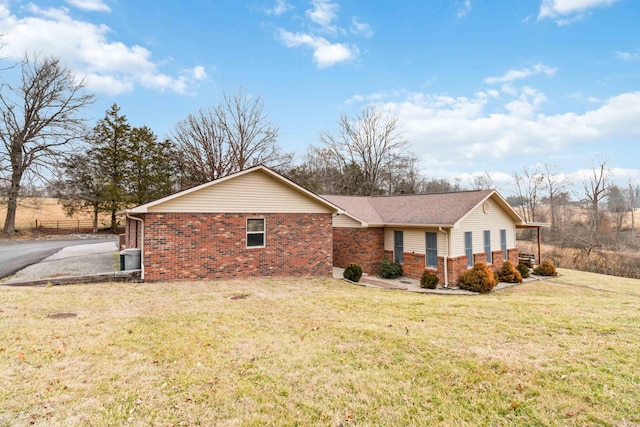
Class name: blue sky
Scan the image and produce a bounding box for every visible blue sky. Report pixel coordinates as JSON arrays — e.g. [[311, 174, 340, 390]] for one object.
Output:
[[1, 0, 639, 193]]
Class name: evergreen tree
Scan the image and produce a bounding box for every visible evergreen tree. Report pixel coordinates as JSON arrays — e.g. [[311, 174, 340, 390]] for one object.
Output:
[[56, 104, 179, 233], [90, 104, 133, 233], [128, 126, 178, 205], [56, 152, 106, 232]]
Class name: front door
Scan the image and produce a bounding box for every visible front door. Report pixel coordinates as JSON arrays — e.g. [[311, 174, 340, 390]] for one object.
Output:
[[394, 230, 404, 264]]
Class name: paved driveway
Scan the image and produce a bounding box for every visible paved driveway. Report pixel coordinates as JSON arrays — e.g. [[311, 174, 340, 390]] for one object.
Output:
[[0, 239, 118, 279]]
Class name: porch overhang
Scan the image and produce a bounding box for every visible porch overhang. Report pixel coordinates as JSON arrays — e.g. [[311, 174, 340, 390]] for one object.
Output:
[[516, 222, 551, 265]]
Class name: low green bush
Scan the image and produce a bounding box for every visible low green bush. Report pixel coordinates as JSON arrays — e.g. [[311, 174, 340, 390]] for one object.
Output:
[[533, 260, 557, 276], [343, 263, 363, 282], [420, 271, 439, 289], [459, 262, 497, 294], [380, 258, 402, 279], [499, 261, 523, 283], [516, 262, 531, 279]]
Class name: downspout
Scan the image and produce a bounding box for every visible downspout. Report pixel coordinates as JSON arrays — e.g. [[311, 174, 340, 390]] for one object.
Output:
[[439, 227, 449, 288], [537, 226, 542, 266], [126, 213, 144, 280]]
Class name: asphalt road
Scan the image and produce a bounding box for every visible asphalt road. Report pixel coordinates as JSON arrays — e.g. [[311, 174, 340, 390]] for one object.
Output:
[[0, 239, 118, 279]]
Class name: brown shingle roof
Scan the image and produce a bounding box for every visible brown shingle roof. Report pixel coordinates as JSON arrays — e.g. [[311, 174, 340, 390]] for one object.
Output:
[[322, 190, 500, 226]]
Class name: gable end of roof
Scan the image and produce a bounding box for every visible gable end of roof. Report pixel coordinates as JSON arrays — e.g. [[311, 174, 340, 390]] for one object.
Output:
[[127, 165, 342, 214]]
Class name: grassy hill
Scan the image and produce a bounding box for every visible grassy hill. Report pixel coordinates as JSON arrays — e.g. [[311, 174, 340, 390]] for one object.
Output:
[[1, 269, 638, 425]]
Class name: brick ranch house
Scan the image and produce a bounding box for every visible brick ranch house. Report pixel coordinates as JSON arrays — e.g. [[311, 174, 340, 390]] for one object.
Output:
[[124, 165, 342, 281], [124, 165, 537, 285], [323, 191, 531, 287]]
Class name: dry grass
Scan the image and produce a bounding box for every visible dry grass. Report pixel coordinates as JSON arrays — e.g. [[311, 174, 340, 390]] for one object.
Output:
[[519, 239, 640, 279], [0, 197, 110, 230], [1, 198, 70, 229], [1, 272, 639, 426]]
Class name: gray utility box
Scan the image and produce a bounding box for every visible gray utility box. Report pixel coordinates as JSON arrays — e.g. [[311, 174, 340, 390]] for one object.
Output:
[[120, 248, 142, 270]]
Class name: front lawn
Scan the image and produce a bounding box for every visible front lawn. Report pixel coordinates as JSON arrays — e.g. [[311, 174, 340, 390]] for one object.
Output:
[[1, 269, 639, 426]]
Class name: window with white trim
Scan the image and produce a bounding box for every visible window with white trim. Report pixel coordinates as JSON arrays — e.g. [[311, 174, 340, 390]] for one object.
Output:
[[425, 232, 437, 268], [247, 218, 265, 247], [465, 231, 473, 268], [484, 230, 492, 264], [500, 229, 507, 257], [394, 231, 404, 263]]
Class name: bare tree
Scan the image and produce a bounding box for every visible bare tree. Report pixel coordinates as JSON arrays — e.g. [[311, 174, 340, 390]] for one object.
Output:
[[581, 158, 612, 247], [542, 163, 569, 232], [0, 54, 94, 235], [218, 90, 290, 171], [384, 153, 424, 194], [172, 90, 292, 188], [316, 106, 412, 195], [172, 107, 226, 185], [284, 147, 368, 195], [512, 166, 544, 223], [421, 176, 463, 194], [472, 172, 494, 190], [626, 180, 639, 243], [607, 184, 627, 244]]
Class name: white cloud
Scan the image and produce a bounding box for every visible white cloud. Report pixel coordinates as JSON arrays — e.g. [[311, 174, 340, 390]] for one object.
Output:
[[614, 51, 640, 61], [538, 0, 619, 24], [345, 89, 407, 104], [0, 4, 205, 95], [83, 74, 133, 95], [263, 0, 291, 16], [457, 0, 471, 18], [345, 94, 365, 104], [504, 86, 547, 118], [350, 17, 373, 38], [273, 1, 368, 68], [191, 65, 208, 80], [484, 63, 557, 84], [306, 0, 339, 31], [66, 0, 111, 12], [371, 89, 640, 171], [277, 29, 356, 67]]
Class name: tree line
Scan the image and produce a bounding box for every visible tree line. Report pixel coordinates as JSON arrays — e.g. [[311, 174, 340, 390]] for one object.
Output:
[[508, 159, 640, 276], [2, 53, 639, 280], [0, 55, 292, 235], [0, 54, 419, 236]]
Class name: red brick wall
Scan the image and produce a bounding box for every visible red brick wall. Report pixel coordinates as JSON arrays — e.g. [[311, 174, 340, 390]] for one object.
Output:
[[473, 252, 487, 265], [333, 227, 384, 275], [141, 212, 333, 281], [399, 253, 447, 285], [401, 252, 425, 279], [124, 217, 143, 249], [507, 248, 519, 267], [448, 255, 469, 285], [450, 248, 518, 285], [433, 257, 446, 284], [381, 249, 442, 284], [492, 250, 505, 270]]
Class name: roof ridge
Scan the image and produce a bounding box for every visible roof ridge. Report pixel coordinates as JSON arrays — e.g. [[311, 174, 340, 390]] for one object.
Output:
[[368, 189, 494, 197], [322, 189, 494, 198]]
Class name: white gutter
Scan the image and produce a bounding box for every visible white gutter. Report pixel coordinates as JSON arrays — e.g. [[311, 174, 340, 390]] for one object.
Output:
[[439, 227, 449, 288], [126, 213, 144, 280]]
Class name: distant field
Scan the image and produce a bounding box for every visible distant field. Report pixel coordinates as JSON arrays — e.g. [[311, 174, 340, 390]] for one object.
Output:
[[1, 269, 639, 426], [0, 198, 109, 230]]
